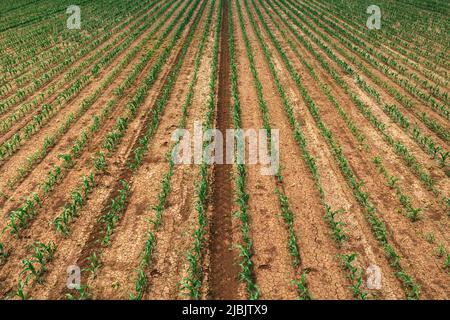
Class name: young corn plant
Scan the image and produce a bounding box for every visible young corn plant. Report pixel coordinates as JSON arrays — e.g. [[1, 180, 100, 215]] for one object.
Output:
[[291, 272, 312, 300], [387, 176, 399, 189], [339, 253, 368, 300], [276, 188, 301, 268], [444, 254, 450, 273], [324, 206, 347, 244], [65, 285, 92, 300], [372, 157, 421, 222], [130, 269, 148, 300], [58, 153, 73, 169], [52, 173, 96, 236], [4, 193, 41, 237], [42, 166, 62, 194], [83, 252, 101, 279], [438, 151, 449, 168], [99, 180, 131, 246], [21, 258, 42, 284], [15, 280, 28, 300], [434, 243, 446, 258], [33, 241, 56, 263], [183, 248, 203, 298], [424, 233, 435, 244], [0, 243, 9, 265], [20, 241, 56, 285], [395, 270, 420, 300], [406, 206, 422, 222], [94, 152, 107, 172]]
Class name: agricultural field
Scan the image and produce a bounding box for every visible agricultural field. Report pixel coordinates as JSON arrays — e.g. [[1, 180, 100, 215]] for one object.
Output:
[[0, 0, 448, 301]]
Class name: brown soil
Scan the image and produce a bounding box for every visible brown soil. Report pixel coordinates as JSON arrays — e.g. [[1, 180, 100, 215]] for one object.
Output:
[[0, 0, 448, 301]]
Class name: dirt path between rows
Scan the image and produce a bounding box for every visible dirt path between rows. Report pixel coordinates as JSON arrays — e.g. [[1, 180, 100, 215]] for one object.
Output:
[[208, 0, 240, 300]]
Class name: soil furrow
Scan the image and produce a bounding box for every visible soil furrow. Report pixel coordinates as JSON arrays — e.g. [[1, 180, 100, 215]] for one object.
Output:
[[208, 0, 240, 300]]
